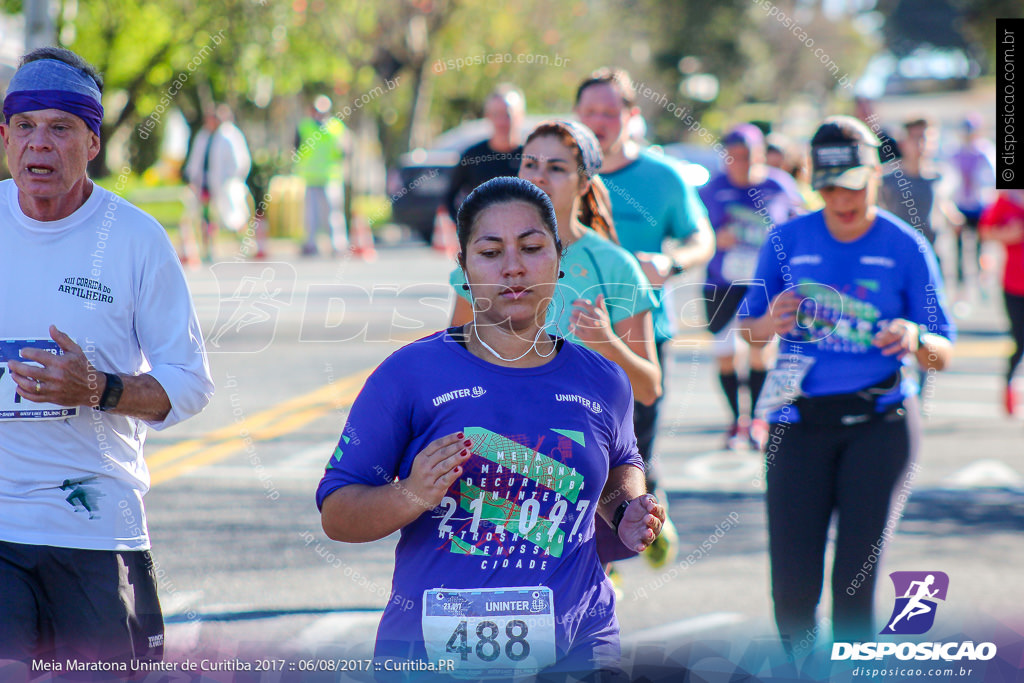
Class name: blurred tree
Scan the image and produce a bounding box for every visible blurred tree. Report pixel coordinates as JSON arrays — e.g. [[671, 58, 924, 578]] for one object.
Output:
[[9, 0, 983, 176], [948, 0, 1020, 74], [425, 0, 638, 132], [875, 0, 967, 57], [69, 0, 220, 176], [645, 0, 874, 142], [871, 0, 1017, 77], [643, 0, 753, 137]]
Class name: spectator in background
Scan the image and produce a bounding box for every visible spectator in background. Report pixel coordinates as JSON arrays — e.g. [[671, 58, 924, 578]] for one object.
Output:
[[765, 133, 788, 171], [294, 94, 348, 257], [184, 104, 252, 262], [854, 96, 900, 165], [786, 143, 823, 211], [979, 190, 1024, 415], [879, 116, 962, 249], [443, 84, 525, 221], [951, 113, 997, 291]]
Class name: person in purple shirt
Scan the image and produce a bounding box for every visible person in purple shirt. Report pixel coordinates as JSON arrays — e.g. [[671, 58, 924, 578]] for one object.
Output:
[[739, 115, 954, 651], [699, 124, 803, 450], [950, 113, 997, 288], [317, 176, 665, 680]]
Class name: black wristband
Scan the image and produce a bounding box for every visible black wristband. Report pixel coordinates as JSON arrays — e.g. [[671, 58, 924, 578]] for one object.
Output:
[[612, 499, 630, 532], [915, 324, 927, 348], [98, 372, 123, 411]]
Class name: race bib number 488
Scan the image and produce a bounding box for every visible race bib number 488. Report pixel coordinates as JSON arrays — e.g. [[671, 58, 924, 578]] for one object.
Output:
[[0, 339, 78, 421], [422, 587, 556, 679]]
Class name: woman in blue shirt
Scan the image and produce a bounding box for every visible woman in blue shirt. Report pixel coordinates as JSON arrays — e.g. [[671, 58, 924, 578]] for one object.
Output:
[[740, 116, 955, 650]]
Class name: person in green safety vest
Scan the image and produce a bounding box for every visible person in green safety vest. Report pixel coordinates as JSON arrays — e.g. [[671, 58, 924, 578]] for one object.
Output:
[[294, 95, 347, 256]]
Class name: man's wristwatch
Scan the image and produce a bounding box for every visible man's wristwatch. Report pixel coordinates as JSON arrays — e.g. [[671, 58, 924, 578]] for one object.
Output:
[[612, 499, 631, 532], [98, 372, 123, 411]]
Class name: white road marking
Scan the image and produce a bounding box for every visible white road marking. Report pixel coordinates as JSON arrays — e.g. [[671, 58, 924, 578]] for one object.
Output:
[[161, 590, 204, 616], [941, 459, 1023, 488], [288, 611, 382, 651]]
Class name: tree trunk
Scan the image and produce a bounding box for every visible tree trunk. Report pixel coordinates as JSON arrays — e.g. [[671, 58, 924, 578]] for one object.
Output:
[[405, 58, 434, 152]]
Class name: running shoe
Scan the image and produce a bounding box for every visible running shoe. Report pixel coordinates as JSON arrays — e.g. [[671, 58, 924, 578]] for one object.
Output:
[[748, 418, 769, 451], [606, 564, 624, 601], [724, 421, 745, 450], [644, 514, 679, 569]]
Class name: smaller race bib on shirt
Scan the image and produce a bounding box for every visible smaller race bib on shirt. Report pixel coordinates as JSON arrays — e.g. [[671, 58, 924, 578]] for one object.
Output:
[[721, 247, 761, 282], [755, 353, 816, 419], [422, 586, 556, 679], [0, 339, 78, 421]]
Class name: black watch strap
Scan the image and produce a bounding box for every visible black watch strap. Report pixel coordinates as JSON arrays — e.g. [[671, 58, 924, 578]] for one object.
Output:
[[612, 499, 631, 532], [99, 372, 123, 411]]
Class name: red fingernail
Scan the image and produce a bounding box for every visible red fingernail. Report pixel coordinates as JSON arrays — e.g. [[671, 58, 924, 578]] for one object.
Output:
[[457, 432, 464, 439], [463, 439, 472, 447], [461, 448, 469, 456]]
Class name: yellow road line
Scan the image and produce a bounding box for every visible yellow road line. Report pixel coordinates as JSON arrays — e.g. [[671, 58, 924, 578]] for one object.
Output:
[[952, 339, 1012, 358], [148, 368, 371, 485]]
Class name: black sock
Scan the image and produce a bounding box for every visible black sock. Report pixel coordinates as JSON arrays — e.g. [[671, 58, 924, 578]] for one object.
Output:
[[749, 369, 769, 419], [718, 371, 740, 421]]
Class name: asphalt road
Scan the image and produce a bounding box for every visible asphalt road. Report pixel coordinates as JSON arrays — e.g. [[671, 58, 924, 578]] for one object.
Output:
[[134, 239, 1024, 682]]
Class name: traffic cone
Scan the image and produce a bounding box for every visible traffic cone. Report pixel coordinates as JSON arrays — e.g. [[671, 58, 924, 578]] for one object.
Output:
[[349, 212, 377, 262], [432, 206, 459, 258]]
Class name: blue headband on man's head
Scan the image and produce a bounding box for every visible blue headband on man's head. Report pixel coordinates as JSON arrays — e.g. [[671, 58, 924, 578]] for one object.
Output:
[[3, 59, 104, 136]]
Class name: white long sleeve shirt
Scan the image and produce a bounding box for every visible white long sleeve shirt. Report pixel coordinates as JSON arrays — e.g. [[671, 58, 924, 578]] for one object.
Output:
[[0, 180, 214, 550]]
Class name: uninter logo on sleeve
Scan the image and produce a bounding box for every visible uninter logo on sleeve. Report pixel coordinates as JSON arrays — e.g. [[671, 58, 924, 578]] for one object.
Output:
[[432, 386, 487, 407], [554, 393, 602, 414], [789, 254, 822, 266]]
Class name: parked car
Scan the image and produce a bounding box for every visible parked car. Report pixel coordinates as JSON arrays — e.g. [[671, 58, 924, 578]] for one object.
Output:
[[390, 124, 722, 242], [659, 142, 724, 187], [390, 115, 568, 242], [389, 148, 460, 243]]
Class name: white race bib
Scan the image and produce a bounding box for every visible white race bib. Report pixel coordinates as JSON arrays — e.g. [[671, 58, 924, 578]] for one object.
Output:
[[755, 353, 816, 419], [721, 248, 760, 282], [0, 339, 78, 421], [422, 587, 556, 679]]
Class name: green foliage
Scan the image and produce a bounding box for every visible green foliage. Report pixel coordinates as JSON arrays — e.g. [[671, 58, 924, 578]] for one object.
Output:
[[427, 0, 645, 132], [10, 0, 994, 178], [952, 0, 1024, 74]]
